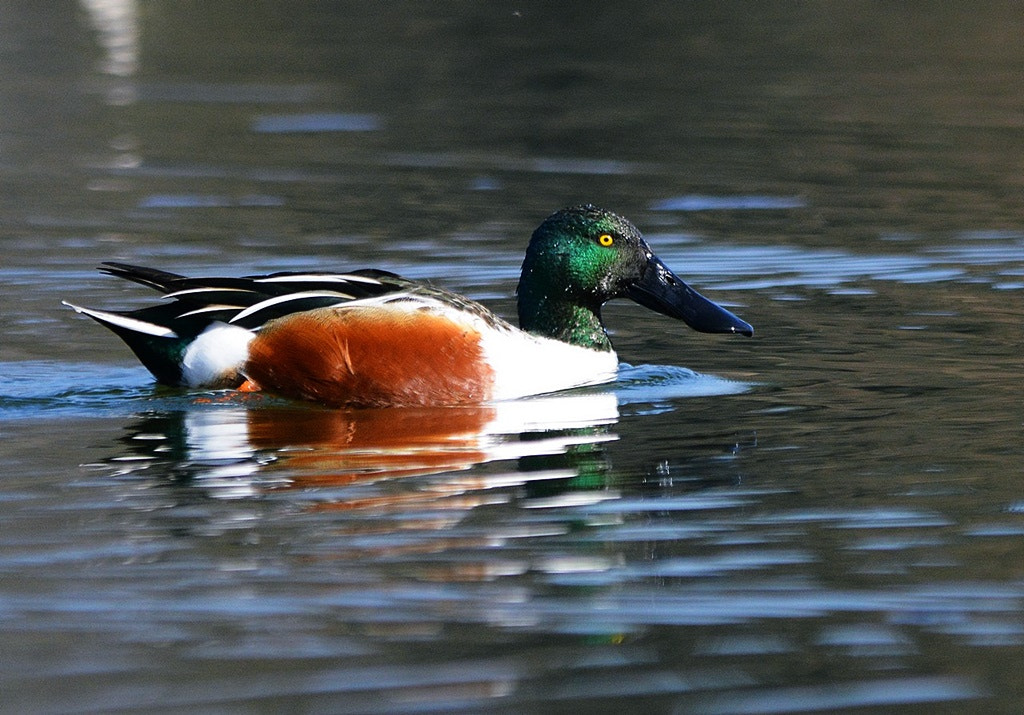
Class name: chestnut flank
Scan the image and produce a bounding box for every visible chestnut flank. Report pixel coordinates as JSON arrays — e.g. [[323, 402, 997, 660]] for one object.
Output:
[[245, 306, 495, 407]]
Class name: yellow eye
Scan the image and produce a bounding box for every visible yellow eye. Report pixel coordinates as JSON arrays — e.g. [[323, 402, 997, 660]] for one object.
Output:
[[598, 234, 614, 247]]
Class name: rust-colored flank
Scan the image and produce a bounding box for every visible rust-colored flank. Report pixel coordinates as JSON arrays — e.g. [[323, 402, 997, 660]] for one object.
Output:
[[245, 306, 495, 407]]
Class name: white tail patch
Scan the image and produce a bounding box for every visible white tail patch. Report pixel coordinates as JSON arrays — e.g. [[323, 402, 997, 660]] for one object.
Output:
[[181, 322, 255, 387], [62, 301, 178, 338]]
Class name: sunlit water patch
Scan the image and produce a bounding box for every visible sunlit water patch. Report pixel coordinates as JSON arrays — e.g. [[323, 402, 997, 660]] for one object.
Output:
[[651, 195, 808, 211], [251, 112, 382, 133], [137, 193, 285, 209]]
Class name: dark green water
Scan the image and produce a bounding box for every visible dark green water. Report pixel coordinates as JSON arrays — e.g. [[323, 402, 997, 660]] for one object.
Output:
[[1, 3, 1022, 712]]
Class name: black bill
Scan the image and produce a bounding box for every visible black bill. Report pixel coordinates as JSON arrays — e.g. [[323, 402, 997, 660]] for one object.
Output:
[[626, 255, 754, 336]]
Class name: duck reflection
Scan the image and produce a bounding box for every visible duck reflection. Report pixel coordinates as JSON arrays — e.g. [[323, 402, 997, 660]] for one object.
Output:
[[108, 391, 620, 508]]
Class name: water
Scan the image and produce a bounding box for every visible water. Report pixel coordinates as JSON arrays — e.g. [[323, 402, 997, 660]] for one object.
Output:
[[2, 2, 1023, 712]]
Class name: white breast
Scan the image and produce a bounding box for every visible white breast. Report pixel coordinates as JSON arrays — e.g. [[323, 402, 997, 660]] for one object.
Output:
[[480, 328, 619, 401]]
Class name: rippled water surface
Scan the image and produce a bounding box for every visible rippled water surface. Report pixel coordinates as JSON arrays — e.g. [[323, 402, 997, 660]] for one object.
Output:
[[2, 3, 1023, 713]]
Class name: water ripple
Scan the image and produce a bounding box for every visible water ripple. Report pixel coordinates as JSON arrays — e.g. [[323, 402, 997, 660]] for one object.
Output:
[[692, 675, 985, 714], [251, 113, 382, 133], [651, 195, 808, 211]]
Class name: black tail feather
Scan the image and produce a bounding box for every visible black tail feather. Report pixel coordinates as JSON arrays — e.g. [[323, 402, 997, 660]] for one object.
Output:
[[99, 262, 187, 293]]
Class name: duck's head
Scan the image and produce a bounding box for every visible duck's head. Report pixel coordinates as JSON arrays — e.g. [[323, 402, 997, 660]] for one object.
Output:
[[517, 205, 753, 350]]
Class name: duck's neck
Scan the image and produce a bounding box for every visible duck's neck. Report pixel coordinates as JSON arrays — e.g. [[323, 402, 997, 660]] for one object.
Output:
[[517, 284, 612, 352]]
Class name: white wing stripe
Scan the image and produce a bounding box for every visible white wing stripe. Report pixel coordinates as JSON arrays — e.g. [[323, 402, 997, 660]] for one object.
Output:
[[177, 305, 246, 319], [229, 290, 352, 324], [164, 286, 257, 299], [256, 274, 384, 285], [62, 301, 178, 338]]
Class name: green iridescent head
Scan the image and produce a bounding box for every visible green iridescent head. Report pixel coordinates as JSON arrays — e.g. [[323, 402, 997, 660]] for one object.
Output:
[[516, 205, 752, 351]]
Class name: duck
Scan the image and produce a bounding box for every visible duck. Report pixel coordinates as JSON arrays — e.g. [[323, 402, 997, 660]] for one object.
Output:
[[64, 205, 752, 407]]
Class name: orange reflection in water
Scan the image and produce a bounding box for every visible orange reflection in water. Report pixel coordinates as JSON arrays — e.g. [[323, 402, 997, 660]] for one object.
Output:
[[246, 405, 498, 486], [111, 394, 619, 567], [231, 393, 618, 485], [116, 392, 619, 535]]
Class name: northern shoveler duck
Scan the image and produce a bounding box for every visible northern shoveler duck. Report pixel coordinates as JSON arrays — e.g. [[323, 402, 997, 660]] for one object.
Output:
[[64, 205, 752, 407]]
